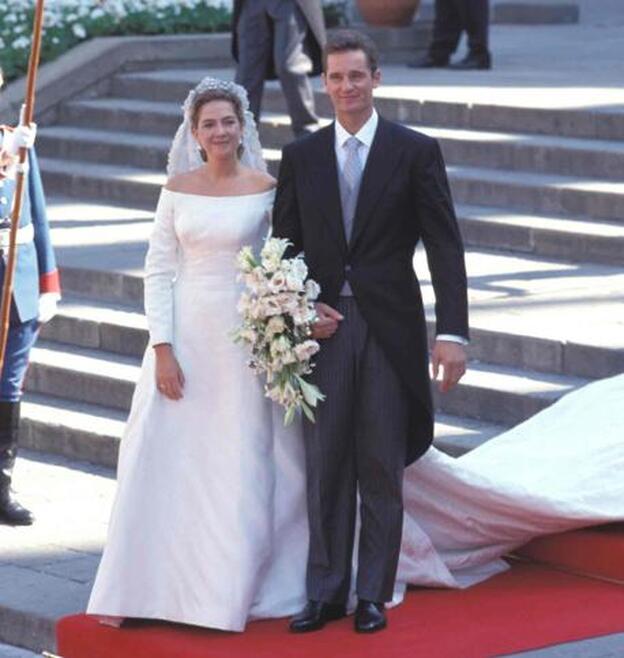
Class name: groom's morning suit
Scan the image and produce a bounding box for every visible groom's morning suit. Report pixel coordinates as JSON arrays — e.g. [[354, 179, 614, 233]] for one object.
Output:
[[273, 110, 469, 603]]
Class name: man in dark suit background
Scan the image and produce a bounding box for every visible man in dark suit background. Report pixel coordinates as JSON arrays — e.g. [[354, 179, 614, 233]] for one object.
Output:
[[273, 30, 469, 633], [232, 0, 326, 137], [409, 0, 491, 70]]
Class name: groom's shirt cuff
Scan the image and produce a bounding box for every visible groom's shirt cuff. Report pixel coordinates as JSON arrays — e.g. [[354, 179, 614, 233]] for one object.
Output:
[[436, 334, 469, 345]]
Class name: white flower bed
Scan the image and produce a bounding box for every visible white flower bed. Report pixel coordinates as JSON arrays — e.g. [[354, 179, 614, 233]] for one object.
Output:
[[1, 0, 231, 81]]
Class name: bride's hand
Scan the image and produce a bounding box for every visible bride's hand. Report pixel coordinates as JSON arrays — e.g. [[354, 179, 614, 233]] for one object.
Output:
[[154, 344, 185, 400]]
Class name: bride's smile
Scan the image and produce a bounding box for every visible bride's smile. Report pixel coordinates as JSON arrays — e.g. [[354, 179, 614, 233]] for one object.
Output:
[[192, 100, 243, 162]]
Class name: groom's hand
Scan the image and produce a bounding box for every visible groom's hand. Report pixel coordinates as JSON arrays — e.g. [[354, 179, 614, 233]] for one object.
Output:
[[431, 341, 467, 393], [311, 303, 344, 340]]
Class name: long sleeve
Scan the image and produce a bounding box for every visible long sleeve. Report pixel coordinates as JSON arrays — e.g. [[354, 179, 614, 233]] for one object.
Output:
[[144, 189, 178, 346], [28, 149, 61, 297], [413, 138, 469, 341]]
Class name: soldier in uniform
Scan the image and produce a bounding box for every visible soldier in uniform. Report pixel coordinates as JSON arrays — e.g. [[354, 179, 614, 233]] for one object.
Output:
[[0, 69, 61, 525], [232, 0, 326, 138]]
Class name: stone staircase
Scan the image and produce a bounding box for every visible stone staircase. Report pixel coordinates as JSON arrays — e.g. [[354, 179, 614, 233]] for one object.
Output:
[[1, 56, 624, 653], [27, 62, 623, 469]]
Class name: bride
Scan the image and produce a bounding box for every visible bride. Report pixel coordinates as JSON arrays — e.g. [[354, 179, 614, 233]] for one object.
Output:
[[87, 76, 624, 631], [87, 78, 309, 630]]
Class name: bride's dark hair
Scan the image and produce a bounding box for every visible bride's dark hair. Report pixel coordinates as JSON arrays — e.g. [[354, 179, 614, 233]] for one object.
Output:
[[191, 89, 246, 161]]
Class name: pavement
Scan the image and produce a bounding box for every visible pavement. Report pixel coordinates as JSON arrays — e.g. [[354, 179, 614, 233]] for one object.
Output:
[[0, 645, 37, 658], [2, 6, 624, 657]]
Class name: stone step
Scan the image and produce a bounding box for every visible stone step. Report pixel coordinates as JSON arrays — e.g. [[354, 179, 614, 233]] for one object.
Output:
[[39, 154, 280, 207], [432, 414, 506, 457], [24, 342, 140, 412], [456, 204, 624, 267], [23, 331, 588, 429], [59, 97, 182, 136], [0, 643, 38, 657], [259, 113, 624, 181], [447, 165, 624, 223], [106, 68, 624, 142], [37, 126, 171, 172], [434, 361, 588, 426], [110, 68, 231, 105], [58, 97, 624, 181], [20, 393, 124, 469], [37, 125, 282, 174], [20, 384, 502, 467], [263, 86, 624, 142], [44, 290, 624, 383], [39, 296, 147, 357], [41, 153, 624, 224]]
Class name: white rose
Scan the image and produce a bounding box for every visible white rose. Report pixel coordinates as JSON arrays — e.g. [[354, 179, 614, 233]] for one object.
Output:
[[275, 292, 300, 314], [292, 301, 317, 326], [289, 257, 308, 282], [305, 279, 321, 301], [286, 271, 305, 292], [268, 271, 287, 293], [295, 340, 320, 362]]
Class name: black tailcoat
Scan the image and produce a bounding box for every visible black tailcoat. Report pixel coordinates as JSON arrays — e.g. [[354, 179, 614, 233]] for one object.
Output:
[[273, 117, 469, 464]]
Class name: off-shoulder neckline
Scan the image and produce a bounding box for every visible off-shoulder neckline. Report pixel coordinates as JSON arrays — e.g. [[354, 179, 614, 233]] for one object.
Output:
[[163, 188, 275, 199]]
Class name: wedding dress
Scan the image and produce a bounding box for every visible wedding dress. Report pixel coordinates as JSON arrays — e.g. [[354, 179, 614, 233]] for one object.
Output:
[[87, 188, 309, 630], [396, 372, 624, 592]]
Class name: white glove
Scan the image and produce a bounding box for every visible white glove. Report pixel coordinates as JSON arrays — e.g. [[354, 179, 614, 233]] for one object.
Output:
[[2, 123, 37, 156], [38, 292, 60, 324]]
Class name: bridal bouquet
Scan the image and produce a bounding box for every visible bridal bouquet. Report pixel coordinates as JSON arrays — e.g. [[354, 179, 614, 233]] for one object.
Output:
[[234, 238, 325, 425]]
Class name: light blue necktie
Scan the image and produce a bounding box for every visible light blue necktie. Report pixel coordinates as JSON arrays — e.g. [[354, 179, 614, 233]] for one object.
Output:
[[339, 136, 362, 296], [340, 136, 363, 243]]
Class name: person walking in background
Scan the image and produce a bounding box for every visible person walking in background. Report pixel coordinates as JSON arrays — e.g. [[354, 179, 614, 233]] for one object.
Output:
[[408, 0, 491, 70], [0, 68, 61, 526], [232, 0, 326, 138]]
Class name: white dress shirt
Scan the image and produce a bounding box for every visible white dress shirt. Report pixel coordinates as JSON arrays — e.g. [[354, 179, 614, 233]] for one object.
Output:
[[334, 111, 467, 346]]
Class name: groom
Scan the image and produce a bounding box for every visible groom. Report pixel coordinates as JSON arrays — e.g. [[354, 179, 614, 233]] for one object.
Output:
[[273, 30, 469, 633]]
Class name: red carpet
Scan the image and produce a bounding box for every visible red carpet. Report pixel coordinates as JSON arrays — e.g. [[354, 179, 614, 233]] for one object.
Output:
[[57, 562, 624, 658], [517, 523, 624, 583]]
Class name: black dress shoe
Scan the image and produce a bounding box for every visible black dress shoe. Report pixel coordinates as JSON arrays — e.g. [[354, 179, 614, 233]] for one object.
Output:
[[289, 600, 346, 633], [0, 493, 34, 526], [449, 52, 492, 70], [407, 53, 449, 69], [355, 600, 387, 633]]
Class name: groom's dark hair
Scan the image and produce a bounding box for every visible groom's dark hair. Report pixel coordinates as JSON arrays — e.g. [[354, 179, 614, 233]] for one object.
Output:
[[323, 30, 379, 73]]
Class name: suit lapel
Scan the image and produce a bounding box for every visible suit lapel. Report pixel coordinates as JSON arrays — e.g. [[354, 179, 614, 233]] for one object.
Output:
[[349, 117, 404, 251], [306, 124, 348, 256]]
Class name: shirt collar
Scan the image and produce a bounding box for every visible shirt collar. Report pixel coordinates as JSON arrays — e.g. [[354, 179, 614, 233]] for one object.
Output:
[[335, 109, 379, 149]]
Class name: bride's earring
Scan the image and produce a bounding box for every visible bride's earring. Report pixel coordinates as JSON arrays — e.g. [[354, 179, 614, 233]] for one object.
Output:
[[237, 139, 245, 159], [197, 145, 207, 162]]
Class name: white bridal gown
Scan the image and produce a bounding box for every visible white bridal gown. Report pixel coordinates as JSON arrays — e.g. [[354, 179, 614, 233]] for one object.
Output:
[[88, 188, 309, 630], [88, 186, 624, 629]]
